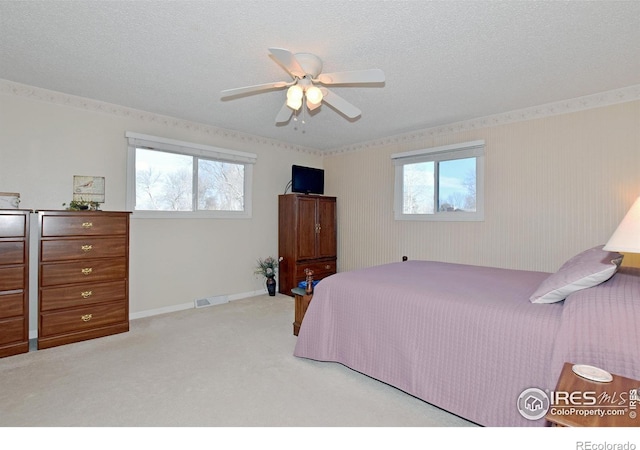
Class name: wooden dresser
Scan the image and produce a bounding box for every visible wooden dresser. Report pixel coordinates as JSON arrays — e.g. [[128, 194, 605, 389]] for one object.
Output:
[[0, 210, 30, 358], [37, 210, 130, 350], [278, 194, 337, 296]]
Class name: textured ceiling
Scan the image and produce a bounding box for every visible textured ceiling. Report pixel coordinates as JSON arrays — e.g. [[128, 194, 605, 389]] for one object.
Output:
[[1, 0, 639, 152]]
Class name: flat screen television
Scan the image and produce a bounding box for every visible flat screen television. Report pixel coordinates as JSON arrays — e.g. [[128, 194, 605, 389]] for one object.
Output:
[[291, 165, 324, 195]]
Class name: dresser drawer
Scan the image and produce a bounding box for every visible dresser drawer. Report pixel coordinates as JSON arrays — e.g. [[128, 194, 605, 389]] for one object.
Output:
[[41, 214, 128, 237], [0, 292, 24, 319], [41, 237, 127, 262], [0, 241, 25, 265], [40, 280, 126, 311], [40, 301, 127, 337], [0, 317, 24, 346], [0, 266, 24, 291], [40, 257, 127, 287], [295, 260, 337, 279], [0, 214, 27, 238]]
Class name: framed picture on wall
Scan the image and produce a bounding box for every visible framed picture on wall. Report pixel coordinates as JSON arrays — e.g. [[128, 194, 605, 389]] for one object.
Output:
[[73, 175, 105, 203]]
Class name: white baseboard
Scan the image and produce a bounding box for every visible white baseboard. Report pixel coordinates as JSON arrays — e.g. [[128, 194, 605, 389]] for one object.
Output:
[[129, 289, 266, 320]]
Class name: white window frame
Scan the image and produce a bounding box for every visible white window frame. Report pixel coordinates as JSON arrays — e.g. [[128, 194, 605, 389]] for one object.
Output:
[[392, 140, 485, 221], [125, 132, 256, 219]]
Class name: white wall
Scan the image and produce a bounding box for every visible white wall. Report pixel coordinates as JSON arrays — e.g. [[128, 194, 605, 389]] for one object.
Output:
[[0, 81, 322, 322], [324, 100, 640, 274], [3, 79, 639, 329]]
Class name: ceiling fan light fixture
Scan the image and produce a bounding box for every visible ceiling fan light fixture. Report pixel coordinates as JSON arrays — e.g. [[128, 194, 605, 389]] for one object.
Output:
[[286, 96, 303, 110], [306, 86, 323, 105], [287, 85, 303, 101], [286, 84, 304, 110], [306, 97, 321, 111]]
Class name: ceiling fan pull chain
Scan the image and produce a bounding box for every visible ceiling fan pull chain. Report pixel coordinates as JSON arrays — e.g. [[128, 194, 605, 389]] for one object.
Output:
[[301, 100, 306, 125]]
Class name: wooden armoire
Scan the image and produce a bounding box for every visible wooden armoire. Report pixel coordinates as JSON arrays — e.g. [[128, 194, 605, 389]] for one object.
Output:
[[278, 194, 336, 296]]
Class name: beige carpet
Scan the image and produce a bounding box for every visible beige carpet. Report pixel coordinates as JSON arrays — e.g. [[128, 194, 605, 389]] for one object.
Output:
[[0, 294, 475, 427]]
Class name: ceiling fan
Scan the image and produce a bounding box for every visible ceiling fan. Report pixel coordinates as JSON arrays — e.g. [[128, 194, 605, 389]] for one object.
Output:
[[220, 48, 385, 123]]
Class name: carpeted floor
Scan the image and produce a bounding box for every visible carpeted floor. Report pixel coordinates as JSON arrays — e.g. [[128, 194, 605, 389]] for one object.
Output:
[[0, 294, 475, 427]]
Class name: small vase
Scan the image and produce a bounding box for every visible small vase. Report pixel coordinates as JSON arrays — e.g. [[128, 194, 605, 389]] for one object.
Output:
[[304, 268, 314, 295], [266, 276, 276, 296]]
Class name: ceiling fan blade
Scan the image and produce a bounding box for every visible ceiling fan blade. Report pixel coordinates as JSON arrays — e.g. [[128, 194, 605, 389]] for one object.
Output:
[[221, 81, 288, 99], [268, 48, 306, 78], [320, 88, 361, 119], [316, 69, 385, 85], [275, 102, 293, 124]]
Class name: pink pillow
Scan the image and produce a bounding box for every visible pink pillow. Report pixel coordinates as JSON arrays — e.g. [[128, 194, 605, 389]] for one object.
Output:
[[529, 246, 623, 304]]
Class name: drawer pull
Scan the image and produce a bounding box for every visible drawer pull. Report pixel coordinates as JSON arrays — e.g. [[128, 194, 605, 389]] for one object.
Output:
[[81, 290, 93, 298], [81, 222, 93, 228], [81, 267, 93, 275], [81, 244, 93, 252], [81, 314, 93, 322], [325, 265, 331, 270]]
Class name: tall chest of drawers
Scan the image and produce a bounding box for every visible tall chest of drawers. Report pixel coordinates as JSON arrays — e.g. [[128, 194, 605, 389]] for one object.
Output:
[[37, 210, 130, 350], [0, 210, 30, 358]]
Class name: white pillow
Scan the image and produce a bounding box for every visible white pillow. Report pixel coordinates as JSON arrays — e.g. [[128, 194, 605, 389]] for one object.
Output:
[[529, 245, 623, 304]]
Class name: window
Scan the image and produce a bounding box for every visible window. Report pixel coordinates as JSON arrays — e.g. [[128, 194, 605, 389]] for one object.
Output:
[[126, 132, 256, 218], [392, 140, 484, 221]]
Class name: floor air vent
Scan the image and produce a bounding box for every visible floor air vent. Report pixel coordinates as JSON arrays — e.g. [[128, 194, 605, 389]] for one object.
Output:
[[194, 295, 229, 308]]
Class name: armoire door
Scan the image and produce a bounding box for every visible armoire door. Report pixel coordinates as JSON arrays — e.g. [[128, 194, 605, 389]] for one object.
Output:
[[296, 196, 319, 260], [317, 197, 336, 259]]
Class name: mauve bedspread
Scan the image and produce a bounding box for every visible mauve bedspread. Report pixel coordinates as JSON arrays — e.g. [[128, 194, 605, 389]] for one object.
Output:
[[550, 267, 640, 383], [294, 260, 565, 427]]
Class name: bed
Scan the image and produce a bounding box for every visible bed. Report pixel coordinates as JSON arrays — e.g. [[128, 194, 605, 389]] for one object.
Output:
[[293, 246, 640, 427]]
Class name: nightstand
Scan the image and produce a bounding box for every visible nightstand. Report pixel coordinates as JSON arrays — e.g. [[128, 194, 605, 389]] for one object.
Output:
[[292, 287, 312, 336], [545, 362, 639, 427]]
